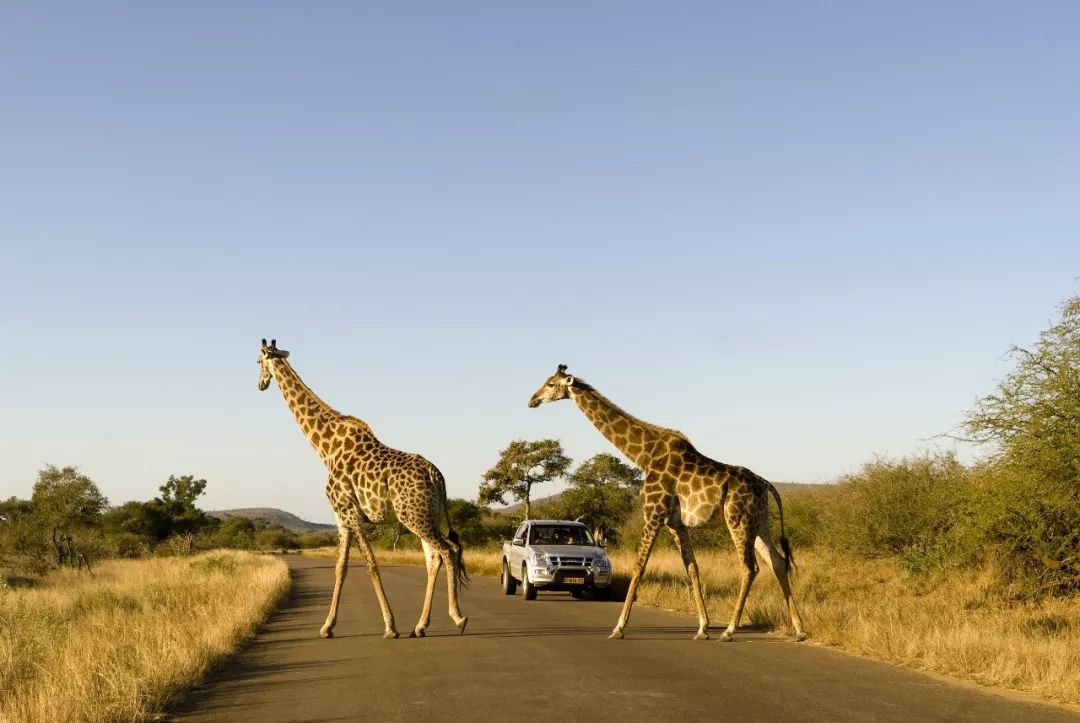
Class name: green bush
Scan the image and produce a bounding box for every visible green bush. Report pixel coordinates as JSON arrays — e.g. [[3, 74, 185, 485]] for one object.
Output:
[[254, 526, 300, 551], [956, 465, 1080, 597], [299, 530, 338, 549], [817, 453, 968, 561]]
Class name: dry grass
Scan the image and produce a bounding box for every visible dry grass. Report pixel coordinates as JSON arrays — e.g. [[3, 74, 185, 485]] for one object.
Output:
[[304, 545, 1080, 705], [0, 551, 289, 723]]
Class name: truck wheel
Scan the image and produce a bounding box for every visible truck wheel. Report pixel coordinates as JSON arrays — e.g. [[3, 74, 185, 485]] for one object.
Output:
[[569, 589, 585, 599], [593, 587, 612, 601], [521, 564, 537, 601], [501, 560, 517, 595]]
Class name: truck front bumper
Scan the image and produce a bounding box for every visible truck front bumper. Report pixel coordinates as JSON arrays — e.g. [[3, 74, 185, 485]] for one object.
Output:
[[528, 564, 612, 590]]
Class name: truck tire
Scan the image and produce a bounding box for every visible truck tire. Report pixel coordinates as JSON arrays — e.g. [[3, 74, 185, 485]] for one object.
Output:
[[501, 560, 517, 595], [521, 564, 537, 601], [593, 587, 612, 601]]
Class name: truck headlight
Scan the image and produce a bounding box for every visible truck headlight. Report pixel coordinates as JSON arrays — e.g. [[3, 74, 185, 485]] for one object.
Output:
[[531, 551, 550, 566]]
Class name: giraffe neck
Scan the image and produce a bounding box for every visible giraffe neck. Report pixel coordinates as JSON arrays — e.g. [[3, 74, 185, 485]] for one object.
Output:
[[271, 358, 351, 460], [569, 385, 666, 467]]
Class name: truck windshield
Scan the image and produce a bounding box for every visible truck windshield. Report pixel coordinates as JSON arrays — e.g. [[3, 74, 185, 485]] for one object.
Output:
[[529, 525, 594, 546]]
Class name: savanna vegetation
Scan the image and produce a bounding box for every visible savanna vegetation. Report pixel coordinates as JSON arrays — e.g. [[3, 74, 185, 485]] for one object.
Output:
[[0, 551, 287, 723]]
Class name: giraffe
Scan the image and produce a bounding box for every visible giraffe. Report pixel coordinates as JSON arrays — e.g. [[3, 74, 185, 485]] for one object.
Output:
[[257, 339, 468, 639], [528, 365, 806, 642]]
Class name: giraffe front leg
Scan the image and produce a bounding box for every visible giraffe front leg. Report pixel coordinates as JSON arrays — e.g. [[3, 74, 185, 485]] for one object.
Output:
[[669, 523, 710, 640], [348, 517, 398, 639], [320, 522, 352, 639], [610, 506, 664, 639]]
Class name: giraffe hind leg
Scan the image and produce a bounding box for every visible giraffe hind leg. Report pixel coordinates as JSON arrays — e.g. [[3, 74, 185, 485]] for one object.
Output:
[[754, 535, 807, 640], [410, 539, 442, 638], [397, 508, 468, 635]]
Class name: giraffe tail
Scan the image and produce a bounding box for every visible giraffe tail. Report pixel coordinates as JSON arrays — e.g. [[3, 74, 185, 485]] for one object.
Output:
[[447, 527, 470, 589], [766, 481, 796, 572], [434, 466, 470, 589]]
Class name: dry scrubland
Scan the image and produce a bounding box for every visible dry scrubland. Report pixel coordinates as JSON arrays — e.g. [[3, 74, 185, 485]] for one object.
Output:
[[306, 545, 1080, 705], [0, 551, 288, 723]]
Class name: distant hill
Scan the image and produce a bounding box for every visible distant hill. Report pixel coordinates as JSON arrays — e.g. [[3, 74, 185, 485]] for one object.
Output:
[[208, 508, 336, 533]]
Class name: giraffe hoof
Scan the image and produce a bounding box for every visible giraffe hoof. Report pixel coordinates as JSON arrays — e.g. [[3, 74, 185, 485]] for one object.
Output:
[[319, 629, 334, 639], [693, 632, 710, 641], [608, 629, 624, 640], [384, 630, 399, 640], [409, 629, 426, 638], [456, 617, 469, 636], [793, 632, 808, 642], [720, 631, 734, 642]]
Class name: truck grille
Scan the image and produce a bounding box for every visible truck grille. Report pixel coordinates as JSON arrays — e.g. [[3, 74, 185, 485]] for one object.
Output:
[[553, 556, 588, 567]]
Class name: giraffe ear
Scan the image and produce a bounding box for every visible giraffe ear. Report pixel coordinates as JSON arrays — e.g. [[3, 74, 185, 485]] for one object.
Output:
[[563, 375, 575, 387]]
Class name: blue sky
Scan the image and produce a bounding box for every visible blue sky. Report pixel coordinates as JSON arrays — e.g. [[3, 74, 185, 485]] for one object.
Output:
[[2, 2, 1077, 523]]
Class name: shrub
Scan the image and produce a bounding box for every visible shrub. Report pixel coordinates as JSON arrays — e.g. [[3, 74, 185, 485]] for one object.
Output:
[[254, 526, 300, 551], [817, 452, 968, 562], [299, 530, 338, 549]]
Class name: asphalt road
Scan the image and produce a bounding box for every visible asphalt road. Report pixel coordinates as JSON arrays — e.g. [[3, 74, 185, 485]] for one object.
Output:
[[171, 555, 1078, 722]]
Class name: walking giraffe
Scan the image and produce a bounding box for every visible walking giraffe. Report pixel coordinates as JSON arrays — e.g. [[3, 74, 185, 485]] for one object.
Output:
[[528, 364, 805, 642], [257, 339, 468, 639]]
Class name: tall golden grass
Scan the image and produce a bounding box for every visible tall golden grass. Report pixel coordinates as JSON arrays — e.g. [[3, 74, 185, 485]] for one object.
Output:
[[0, 551, 288, 723], [305, 545, 1080, 705]]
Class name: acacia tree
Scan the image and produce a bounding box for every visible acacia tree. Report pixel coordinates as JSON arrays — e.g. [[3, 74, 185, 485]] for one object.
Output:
[[148, 474, 211, 541], [31, 465, 108, 566], [479, 439, 571, 519], [560, 453, 642, 543], [964, 295, 1080, 594]]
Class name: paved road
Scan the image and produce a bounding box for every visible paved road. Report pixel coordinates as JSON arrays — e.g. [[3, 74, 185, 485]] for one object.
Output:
[[172, 555, 1078, 722]]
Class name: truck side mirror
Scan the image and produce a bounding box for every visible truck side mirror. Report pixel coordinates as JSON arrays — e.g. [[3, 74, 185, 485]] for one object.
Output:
[[512, 538, 525, 547], [597, 539, 606, 548]]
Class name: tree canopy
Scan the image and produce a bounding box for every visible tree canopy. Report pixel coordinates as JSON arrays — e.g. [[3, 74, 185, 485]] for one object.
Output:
[[560, 453, 642, 543], [479, 439, 571, 519], [31, 465, 109, 534]]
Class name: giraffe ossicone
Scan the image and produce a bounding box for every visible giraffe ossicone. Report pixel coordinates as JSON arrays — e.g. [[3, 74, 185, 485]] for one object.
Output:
[[258, 339, 468, 640], [528, 364, 807, 642]]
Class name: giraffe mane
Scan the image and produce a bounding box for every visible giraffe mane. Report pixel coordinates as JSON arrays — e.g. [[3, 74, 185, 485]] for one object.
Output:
[[573, 379, 691, 443]]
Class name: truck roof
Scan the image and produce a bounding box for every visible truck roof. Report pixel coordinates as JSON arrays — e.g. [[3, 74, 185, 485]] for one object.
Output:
[[522, 519, 587, 526]]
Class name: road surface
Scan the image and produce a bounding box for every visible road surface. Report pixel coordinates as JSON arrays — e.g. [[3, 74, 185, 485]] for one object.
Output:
[[171, 555, 1077, 722]]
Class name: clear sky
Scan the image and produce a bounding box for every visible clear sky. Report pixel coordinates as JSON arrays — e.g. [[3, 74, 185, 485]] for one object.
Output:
[[2, 2, 1077, 523]]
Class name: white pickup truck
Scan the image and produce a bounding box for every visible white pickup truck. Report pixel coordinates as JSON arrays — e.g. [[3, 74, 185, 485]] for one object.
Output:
[[501, 519, 613, 600]]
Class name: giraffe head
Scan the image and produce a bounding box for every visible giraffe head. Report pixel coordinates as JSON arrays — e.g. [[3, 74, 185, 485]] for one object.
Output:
[[528, 364, 576, 408], [257, 338, 290, 390]]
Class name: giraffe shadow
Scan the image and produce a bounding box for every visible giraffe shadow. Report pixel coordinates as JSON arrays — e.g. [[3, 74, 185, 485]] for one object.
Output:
[[464, 625, 693, 639]]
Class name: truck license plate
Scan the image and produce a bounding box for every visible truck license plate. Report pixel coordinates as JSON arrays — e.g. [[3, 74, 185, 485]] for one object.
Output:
[[564, 577, 585, 585]]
